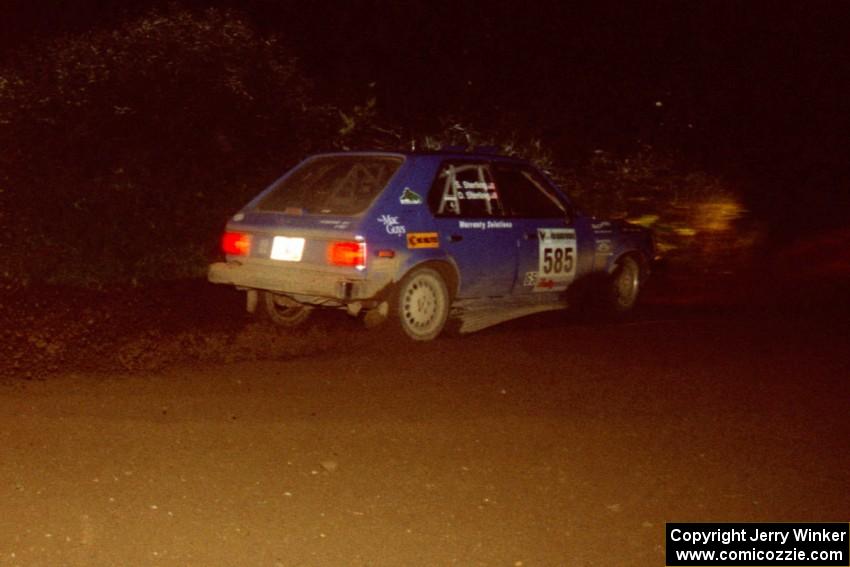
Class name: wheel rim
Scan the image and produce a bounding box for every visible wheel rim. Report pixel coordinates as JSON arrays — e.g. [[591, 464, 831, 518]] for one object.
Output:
[[614, 259, 640, 309], [401, 275, 443, 335]]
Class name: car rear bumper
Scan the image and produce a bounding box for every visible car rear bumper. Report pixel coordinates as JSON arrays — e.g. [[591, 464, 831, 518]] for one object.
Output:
[[208, 261, 385, 301]]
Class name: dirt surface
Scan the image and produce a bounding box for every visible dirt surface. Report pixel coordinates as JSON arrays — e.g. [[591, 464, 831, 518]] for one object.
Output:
[[2, 256, 845, 379], [1, 271, 848, 566]]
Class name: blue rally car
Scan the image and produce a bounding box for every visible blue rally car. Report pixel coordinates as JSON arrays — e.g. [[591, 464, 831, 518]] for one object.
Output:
[[208, 149, 655, 340]]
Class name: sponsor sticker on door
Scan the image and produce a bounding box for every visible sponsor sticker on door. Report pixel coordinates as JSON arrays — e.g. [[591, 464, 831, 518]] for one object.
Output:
[[406, 232, 440, 249]]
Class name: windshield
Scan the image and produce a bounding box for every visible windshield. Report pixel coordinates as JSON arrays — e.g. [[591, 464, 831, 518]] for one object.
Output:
[[256, 155, 403, 215]]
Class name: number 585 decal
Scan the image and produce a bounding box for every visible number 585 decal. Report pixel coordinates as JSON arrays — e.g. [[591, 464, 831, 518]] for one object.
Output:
[[537, 228, 577, 291], [542, 245, 574, 275]]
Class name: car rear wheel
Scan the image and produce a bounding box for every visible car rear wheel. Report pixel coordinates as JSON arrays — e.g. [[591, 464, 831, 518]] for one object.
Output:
[[609, 255, 641, 312], [392, 268, 450, 341], [260, 291, 313, 327]]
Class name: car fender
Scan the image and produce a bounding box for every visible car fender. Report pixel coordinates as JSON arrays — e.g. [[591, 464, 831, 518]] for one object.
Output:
[[594, 224, 651, 277], [608, 247, 651, 279], [393, 250, 460, 300]]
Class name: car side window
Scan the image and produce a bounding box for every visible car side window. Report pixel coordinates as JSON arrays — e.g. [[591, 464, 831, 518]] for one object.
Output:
[[491, 164, 566, 218], [428, 162, 504, 218]]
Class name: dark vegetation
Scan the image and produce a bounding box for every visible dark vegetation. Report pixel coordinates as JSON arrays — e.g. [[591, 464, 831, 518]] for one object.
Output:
[[0, 4, 754, 291], [1, 6, 326, 289], [1, 4, 845, 377]]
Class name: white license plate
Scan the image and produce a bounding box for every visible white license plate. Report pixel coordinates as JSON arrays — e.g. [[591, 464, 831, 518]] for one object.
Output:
[[270, 236, 305, 262]]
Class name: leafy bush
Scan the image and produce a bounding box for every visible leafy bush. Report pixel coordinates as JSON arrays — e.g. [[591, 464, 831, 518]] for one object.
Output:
[[0, 6, 757, 291], [559, 146, 757, 262], [0, 5, 332, 288]]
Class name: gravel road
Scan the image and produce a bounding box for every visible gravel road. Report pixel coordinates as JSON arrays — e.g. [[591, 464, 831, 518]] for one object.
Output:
[[1, 306, 847, 566]]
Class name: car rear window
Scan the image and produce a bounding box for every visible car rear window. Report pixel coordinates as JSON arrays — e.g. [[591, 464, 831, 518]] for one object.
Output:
[[256, 155, 403, 215]]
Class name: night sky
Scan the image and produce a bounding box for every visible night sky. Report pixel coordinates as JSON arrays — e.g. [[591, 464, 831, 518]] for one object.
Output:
[[4, 0, 849, 232]]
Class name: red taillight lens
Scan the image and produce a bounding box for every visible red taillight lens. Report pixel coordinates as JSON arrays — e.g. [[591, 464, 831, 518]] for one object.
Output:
[[221, 232, 252, 256], [327, 240, 366, 268]]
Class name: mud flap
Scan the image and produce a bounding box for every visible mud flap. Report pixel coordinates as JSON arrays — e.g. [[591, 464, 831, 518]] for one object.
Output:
[[246, 289, 258, 313], [362, 301, 389, 329]]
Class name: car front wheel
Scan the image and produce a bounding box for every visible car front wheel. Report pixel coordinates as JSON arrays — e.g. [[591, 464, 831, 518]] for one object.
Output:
[[609, 255, 641, 312], [260, 291, 313, 327], [392, 268, 450, 341]]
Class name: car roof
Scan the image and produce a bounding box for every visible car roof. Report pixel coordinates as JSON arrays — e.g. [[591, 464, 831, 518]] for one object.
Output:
[[307, 149, 530, 165]]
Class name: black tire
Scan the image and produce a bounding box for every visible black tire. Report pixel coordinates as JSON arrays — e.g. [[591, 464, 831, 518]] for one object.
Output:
[[391, 267, 450, 341], [259, 291, 313, 327], [608, 255, 642, 312]]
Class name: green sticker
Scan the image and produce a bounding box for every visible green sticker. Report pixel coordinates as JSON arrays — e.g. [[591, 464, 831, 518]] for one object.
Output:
[[400, 187, 423, 205]]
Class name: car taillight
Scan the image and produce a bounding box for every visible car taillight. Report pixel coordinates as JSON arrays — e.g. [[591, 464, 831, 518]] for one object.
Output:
[[221, 232, 252, 256], [327, 240, 366, 270]]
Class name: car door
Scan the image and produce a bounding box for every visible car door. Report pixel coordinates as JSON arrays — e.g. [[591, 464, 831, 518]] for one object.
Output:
[[426, 160, 519, 298], [490, 163, 589, 295]]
